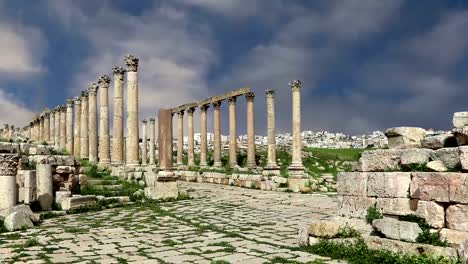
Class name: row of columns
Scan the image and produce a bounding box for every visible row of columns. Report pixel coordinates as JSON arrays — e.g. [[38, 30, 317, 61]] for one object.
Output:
[[139, 119, 157, 165], [1, 125, 17, 139], [27, 55, 141, 168]]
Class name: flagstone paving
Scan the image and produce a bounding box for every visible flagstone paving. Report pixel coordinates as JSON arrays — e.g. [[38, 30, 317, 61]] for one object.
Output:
[[0, 182, 343, 264]]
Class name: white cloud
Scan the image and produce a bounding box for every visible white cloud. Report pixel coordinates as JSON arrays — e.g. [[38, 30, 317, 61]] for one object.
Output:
[[0, 89, 35, 127]]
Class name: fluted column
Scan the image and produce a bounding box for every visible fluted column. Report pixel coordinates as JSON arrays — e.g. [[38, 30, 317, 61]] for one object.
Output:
[[88, 84, 98, 163], [73, 97, 81, 158], [199, 104, 209, 168], [80, 91, 89, 159], [228, 97, 238, 168], [187, 107, 195, 167], [265, 90, 279, 170], [49, 111, 55, 145], [59, 105, 66, 149], [288, 80, 304, 176], [125, 55, 140, 166], [142, 119, 148, 165], [39, 116, 44, 142], [54, 107, 60, 147], [246, 92, 256, 169], [66, 99, 74, 154], [149, 118, 156, 165], [44, 111, 50, 144], [98, 75, 111, 166], [112, 67, 126, 165], [176, 110, 184, 167], [213, 101, 222, 168]]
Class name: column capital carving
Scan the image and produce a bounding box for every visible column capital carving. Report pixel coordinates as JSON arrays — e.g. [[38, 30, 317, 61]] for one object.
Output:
[[67, 98, 74, 106], [200, 104, 210, 111], [88, 83, 99, 96], [149, 118, 155, 123], [245, 92, 255, 102], [74, 96, 81, 104], [81, 90, 89, 98], [125, 54, 139, 72], [289, 80, 302, 91], [266, 89, 275, 96], [112, 66, 126, 75], [54, 106, 61, 112], [228, 96, 237, 105], [142, 119, 147, 124], [0, 154, 20, 176], [212, 101, 222, 109], [98, 74, 111, 85], [177, 110, 185, 116], [187, 107, 195, 115]]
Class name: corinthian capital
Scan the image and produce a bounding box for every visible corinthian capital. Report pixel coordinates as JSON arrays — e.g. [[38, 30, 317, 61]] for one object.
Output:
[[0, 154, 20, 176], [245, 92, 255, 102], [88, 83, 99, 96], [125, 54, 139, 72], [74, 96, 81, 104], [67, 98, 74, 106], [81, 90, 89, 98], [266, 89, 275, 96], [98, 74, 111, 85], [289, 80, 302, 91]]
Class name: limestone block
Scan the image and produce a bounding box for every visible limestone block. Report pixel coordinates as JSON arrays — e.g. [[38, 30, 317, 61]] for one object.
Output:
[[61, 195, 97, 211], [422, 134, 457, 150], [144, 181, 178, 200], [367, 172, 411, 198], [336, 172, 367, 196], [134, 171, 143, 180], [449, 173, 468, 203], [78, 174, 88, 186], [55, 191, 71, 204], [460, 146, 468, 171], [55, 166, 72, 174], [446, 204, 468, 232], [143, 171, 156, 187], [385, 127, 426, 149], [360, 149, 403, 172], [414, 200, 445, 228], [288, 177, 309, 192], [298, 224, 309, 246], [0, 142, 20, 153], [0, 204, 37, 221], [426, 160, 448, 172], [410, 172, 450, 202], [431, 147, 460, 169], [453, 126, 468, 146], [400, 149, 433, 166], [372, 218, 422, 242], [0, 176, 17, 210], [23, 170, 36, 188], [4, 211, 34, 231], [460, 239, 468, 264], [453, 112, 468, 128], [308, 220, 341, 238], [337, 195, 376, 218], [440, 229, 468, 246], [376, 198, 418, 216]]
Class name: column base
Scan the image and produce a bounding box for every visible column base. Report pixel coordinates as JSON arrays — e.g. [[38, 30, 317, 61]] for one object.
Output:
[[111, 161, 124, 166], [262, 168, 281, 176], [288, 162, 305, 178], [247, 162, 257, 169], [125, 162, 140, 167], [199, 162, 208, 168], [287, 177, 310, 193], [213, 162, 223, 168], [144, 171, 179, 200]]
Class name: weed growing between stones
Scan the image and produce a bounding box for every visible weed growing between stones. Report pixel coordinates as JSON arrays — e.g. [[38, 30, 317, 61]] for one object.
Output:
[[0, 219, 7, 233], [336, 224, 361, 238], [399, 215, 449, 247], [210, 261, 231, 264], [366, 205, 383, 224]]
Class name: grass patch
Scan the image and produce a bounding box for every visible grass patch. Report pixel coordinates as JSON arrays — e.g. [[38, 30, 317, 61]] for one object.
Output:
[[161, 239, 180, 247], [399, 215, 449, 247], [63, 226, 89, 234], [366, 205, 383, 224], [304, 148, 365, 162]]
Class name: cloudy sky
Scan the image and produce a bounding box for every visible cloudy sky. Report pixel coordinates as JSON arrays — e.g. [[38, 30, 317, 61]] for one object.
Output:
[[1, 0, 468, 136]]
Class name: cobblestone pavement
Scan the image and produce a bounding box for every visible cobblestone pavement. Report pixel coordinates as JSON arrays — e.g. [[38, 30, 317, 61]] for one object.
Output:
[[0, 182, 343, 264]]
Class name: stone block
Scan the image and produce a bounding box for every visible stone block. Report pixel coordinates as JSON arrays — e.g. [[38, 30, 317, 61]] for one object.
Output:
[[422, 134, 457, 150], [61, 195, 97, 211], [426, 160, 448, 172], [144, 181, 178, 200], [0, 142, 20, 153], [400, 149, 433, 166], [336, 172, 367, 196], [376, 198, 418, 216], [4, 211, 34, 231], [453, 112, 468, 128], [440, 229, 468, 246], [431, 147, 460, 169], [0, 176, 17, 210], [372, 218, 422, 242], [453, 126, 468, 146], [55, 166, 72, 174], [460, 146, 468, 171], [337, 195, 376, 218], [55, 191, 71, 204], [308, 220, 341, 238], [287, 177, 309, 192], [449, 173, 468, 203], [446, 204, 468, 232], [23, 170, 36, 188], [360, 149, 403, 172], [414, 200, 445, 229], [385, 127, 426, 149], [410, 172, 451, 202], [367, 172, 411, 198]]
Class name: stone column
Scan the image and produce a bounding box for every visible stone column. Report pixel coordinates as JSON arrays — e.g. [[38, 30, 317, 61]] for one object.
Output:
[[176, 110, 184, 167], [66, 99, 74, 154], [49, 110, 55, 145], [246, 92, 256, 169], [37, 161, 53, 210], [187, 108, 195, 167], [73, 97, 81, 158], [54, 107, 60, 147], [213, 101, 222, 168], [0, 154, 20, 210], [125, 55, 140, 166], [288, 80, 304, 176], [142, 120, 148, 165], [59, 105, 67, 149], [228, 97, 238, 168], [4, 124, 9, 139], [199, 104, 209, 168], [112, 67, 126, 165], [39, 116, 44, 142], [149, 118, 156, 165], [44, 111, 50, 144], [264, 90, 280, 173], [88, 83, 98, 163], [98, 75, 111, 167], [80, 91, 89, 159]]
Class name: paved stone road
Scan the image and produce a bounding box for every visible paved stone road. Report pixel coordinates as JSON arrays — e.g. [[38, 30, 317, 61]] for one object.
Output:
[[0, 182, 343, 264]]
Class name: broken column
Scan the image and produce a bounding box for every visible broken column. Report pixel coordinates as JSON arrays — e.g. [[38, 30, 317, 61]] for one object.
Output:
[[36, 160, 53, 210], [66, 99, 74, 154], [88, 83, 98, 163], [176, 110, 184, 167], [59, 105, 67, 150], [213, 101, 222, 168], [80, 91, 89, 159], [142, 119, 148, 165], [98, 75, 111, 167], [288, 80, 304, 177], [264, 90, 280, 174], [187, 107, 195, 167], [0, 154, 20, 210], [228, 97, 238, 168], [73, 97, 81, 158], [125, 55, 140, 166], [246, 92, 256, 169], [199, 104, 209, 168], [149, 118, 156, 165], [112, 67, 126, 165]]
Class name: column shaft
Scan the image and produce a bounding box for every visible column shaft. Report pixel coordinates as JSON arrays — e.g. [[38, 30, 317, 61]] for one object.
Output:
[[199, 105, 208, 167], [288, 80, 304, 175], [88, 84, 98, 163], [246, 93, 256, 169], [112, 67, 125, 165], [49, 113, 55, 145], [59, 106, 67, 149], [54, 110, 60, 147], [228, 97, 238, 168], [125, 55, 140, 166], [73, 98, 81, 158], [213, 101, 222, 167], [142, 120, 148, 165], [98, 75, 111, 166], [44, 113, 50, 144], [66, 99, 74, 154], [176, 111, 184, 166], [80, 92, 89, 159], [187, 108, 195, 166], [149, 118, 156, 165], [266, 90, 279, 169]]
